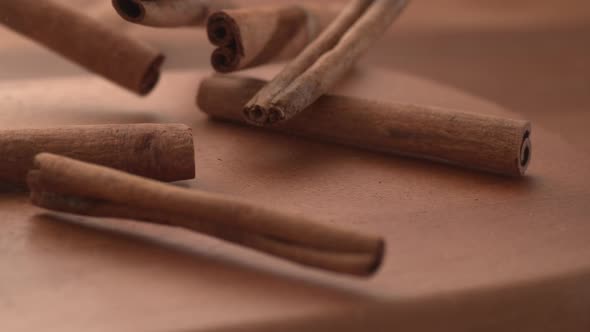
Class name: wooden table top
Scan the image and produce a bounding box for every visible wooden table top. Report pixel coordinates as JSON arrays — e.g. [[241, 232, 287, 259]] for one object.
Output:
[[1, 1, 589, 331]]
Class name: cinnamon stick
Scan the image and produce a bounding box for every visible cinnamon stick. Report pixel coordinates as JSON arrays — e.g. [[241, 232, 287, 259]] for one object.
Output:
[[112, 0, 228, 27], [244, 0, 408, 125], [0, 0, 164, 95], [0, 124, 195, 185], [207, 4, 338, 73], [28, 153, 384, 276], [198, 76, 532, 176]]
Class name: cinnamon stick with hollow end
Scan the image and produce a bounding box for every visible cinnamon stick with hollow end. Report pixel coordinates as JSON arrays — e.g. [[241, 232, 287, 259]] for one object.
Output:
[[0, 0, 164, 95], [0, 124, 195, 185], [112, 0, 229, 27], [198, 76, 532, 176], [207, 4, 338, 73], [244, 0, 409, 125], [28, 154, 385, 276]]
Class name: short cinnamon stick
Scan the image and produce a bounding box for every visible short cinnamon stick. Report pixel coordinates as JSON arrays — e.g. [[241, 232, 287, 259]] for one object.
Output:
[[112, 0, 227, 27], [244, 0, 408, 125], [28, 153, 384, 276], [0, 0, 164, 95], [207, 4, 338, 73], [0, 124, 195, 185], [198, 76, 532, 176]]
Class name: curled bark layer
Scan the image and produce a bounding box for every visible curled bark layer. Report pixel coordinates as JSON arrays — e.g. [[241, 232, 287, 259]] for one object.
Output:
[[28, 153, 384, 276]]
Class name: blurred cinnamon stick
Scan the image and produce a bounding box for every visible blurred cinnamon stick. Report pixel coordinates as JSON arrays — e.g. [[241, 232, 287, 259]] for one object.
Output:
[[244, 0, 408, 125], [0, 124, 195, 185], [112, 0, 229, 27], [28, 153, 384, 276], [198, 76, 532, 176], [0, 0, 164, 95], [207, 4, 338, 73]]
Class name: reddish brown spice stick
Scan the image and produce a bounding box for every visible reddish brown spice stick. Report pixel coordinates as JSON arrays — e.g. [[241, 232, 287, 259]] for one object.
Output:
[[207, 4, 338, 73], [244, 0, 408, 125], [0, 0, 164, 95], [112, 0, 228, 27], [0, 124, 195, 185], [28, 153, 384, 276], [197, 76, 532, 176]]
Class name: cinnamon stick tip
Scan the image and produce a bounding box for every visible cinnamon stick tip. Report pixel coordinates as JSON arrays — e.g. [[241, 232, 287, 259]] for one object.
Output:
[[517, 126, 532, 175], [210, 48, 239, 74], [139, 54, 165, 96], [243, 105, 284, 126], [112, 0, 146, 23], [206, 12, 238, 46], [243, 105, 267, 125], [367, 239, 386, 275]]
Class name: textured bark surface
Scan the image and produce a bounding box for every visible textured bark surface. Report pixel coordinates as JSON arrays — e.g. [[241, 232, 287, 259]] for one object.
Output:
[[199, 76, 531, 176], [0, 124, 195, 184]]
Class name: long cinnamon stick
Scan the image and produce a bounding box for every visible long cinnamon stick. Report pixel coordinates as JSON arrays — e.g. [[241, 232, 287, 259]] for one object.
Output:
[[244, 0, 408, 125], [112, 0, 228, 27], [0, 124, 195, 185], [0, 0, 164, 95], [207, 4, 338, 73], [28, 153, 384, 276], [198, 76, 532, 176]]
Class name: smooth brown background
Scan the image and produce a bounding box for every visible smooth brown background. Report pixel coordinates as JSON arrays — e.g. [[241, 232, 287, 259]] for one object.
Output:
[[1, 1, 589, 331]]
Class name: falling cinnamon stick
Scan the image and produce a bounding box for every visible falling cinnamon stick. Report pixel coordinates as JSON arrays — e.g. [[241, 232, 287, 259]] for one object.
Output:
[[112, 0, 228, 27], [0, 0, 164, 95], [28, 153, 384, 276], [198, 76, 532, 176], [0, 124, 195, 185], [244, 0, 408, 125], [207, 4, 338, 73]]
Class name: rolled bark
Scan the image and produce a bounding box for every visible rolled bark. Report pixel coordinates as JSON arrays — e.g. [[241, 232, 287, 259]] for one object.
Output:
[[112, 0, 228, 27], [0, 124, 195, 185], [243, 0, 374, 124], [32, 191, 378, 275], [28, 154, 384, 276], [207, 4, 338, 73], [198, 76, 532, 176], [0, 0, 164, 95]]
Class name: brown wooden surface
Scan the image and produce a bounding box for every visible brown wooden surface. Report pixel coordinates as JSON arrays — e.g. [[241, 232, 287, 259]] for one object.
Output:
[[1, 1, 590, 331]]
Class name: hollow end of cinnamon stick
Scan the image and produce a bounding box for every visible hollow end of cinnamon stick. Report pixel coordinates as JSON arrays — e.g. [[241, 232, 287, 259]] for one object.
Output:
[[211, 47, 240, 74], [112, 0, 146, 23], [517, 128, 532, 175], [207, 12, 240, 47], [207, 12, 243, 73], [139, 54, 165, 96]]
